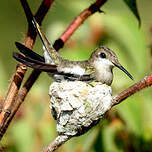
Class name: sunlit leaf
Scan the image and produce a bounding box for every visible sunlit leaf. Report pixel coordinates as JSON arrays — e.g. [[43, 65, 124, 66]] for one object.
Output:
[[122, 0, 141, 25]]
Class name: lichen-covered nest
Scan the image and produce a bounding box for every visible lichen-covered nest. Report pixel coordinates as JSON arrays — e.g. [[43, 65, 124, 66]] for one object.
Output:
[[49, 81, 112, 137]]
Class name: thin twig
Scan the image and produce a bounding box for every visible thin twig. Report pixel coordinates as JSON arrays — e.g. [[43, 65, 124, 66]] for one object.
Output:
[[112, 75, 152, 106], [0, 0, 54, 139], [41, 135, 70, 152], [53, 0, 107, 51]]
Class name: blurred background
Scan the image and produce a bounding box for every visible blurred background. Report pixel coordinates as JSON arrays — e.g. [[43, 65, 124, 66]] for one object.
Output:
[[1, 0, 152, 151]]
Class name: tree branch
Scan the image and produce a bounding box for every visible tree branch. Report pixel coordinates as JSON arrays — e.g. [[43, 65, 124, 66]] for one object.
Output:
[[53, 0, 107, 51], [0, 0, 54, 139], [41, 135, 70, 152], [112, 75, 152, 106]]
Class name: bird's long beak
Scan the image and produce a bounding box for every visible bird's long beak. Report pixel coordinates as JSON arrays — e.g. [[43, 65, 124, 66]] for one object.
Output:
[[113, 62, 134, 80]]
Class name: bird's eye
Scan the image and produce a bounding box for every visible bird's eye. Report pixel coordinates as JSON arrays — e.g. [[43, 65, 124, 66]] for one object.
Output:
[[99, 52, 106, 58]]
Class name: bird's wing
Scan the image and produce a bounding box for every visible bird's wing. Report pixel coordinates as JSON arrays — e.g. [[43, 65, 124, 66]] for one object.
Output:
[[84, 64, 95, 76], [13, 52, 92, 81], [13, 42, 95, 81]]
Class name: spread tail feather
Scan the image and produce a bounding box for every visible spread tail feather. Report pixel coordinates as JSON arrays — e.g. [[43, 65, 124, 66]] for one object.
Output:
[[15, 42, 45, 62], [13, 52, 57, 72]]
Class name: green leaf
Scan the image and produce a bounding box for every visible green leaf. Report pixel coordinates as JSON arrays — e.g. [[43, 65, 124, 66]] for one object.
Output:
[[123, 0, 141, 25]]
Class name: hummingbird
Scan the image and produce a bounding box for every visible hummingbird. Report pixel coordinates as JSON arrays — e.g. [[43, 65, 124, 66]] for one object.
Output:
[[13, 17, 133, 85]]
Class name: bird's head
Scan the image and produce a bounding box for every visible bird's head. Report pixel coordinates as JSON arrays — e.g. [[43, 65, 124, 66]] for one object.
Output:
[[89, 46, 134, 80]]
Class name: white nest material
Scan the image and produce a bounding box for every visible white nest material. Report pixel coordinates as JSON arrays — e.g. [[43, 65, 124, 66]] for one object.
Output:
[[49, 81, 113, 137]]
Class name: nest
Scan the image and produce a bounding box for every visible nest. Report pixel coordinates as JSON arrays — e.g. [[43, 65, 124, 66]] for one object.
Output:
[[49, 81, 113, 137]]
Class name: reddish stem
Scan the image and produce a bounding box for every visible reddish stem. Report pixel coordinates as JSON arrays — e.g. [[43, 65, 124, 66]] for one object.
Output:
[[53, 0, 107, 51]]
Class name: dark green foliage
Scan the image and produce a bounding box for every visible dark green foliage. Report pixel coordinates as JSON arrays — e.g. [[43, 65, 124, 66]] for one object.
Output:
[[123, 0, 141, 25]]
